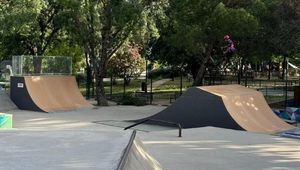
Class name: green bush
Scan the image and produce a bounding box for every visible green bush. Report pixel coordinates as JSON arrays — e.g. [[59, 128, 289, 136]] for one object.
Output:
[[118, 94, 147, 106], [148, 68, 172, 79]]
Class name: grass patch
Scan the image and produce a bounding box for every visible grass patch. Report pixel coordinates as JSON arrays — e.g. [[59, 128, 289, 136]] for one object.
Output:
[[154, 77, 193, 92]]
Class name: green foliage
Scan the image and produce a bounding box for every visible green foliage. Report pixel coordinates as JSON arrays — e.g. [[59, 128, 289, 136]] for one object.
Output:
[[118, 94, 147, 106], [107, 43, 146, 79], [148, 67, 178, 79], [1, 0, 299, 99]]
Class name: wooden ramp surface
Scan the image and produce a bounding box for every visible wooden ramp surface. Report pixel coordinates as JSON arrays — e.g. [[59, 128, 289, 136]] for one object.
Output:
[[136, 85, 294, 133], [24, 76, 91, 112], [200, 85, 293, 133]]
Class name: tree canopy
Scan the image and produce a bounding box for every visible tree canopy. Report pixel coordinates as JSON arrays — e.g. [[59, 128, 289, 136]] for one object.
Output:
[[0, 0, 299, 104]]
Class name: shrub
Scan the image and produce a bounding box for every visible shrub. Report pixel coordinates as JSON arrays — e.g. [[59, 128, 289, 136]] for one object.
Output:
[[119, 94, 147, 106]]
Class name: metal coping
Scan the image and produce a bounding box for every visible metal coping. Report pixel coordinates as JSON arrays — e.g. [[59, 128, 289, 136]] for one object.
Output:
[[116, 130, 137, 170]]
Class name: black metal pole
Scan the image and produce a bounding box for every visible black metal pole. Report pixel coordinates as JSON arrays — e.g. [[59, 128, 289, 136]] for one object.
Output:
[[180, 69, 183, 95], [245, 69, 248, 87], [145, 59, 148, 94], [150, 77, 153, 104], [284, 58, 288, 110], [110, 73, 113, 99], [123, 75, 126, 97]]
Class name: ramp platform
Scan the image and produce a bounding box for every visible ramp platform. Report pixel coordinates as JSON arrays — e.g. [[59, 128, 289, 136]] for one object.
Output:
[[136, 85, 294, 133], [10, 76, 91, 112]]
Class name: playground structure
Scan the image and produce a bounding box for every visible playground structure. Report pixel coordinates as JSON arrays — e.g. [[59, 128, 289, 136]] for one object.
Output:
[[134, 85, 294, 133]]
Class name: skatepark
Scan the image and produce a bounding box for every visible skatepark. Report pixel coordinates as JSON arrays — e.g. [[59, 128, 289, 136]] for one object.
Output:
[[1, 69, 300, 169], [1, 1, 300, 169]]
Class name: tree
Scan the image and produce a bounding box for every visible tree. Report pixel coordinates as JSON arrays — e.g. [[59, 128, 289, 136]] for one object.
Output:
[[267, 0, 300, 78], [66, 0, 163, 105], [0, 0, 67, 73], [154, 0, 260, 85], [108, 43, 145, 85]]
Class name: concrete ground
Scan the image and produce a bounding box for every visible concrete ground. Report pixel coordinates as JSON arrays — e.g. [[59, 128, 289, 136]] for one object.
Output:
[[0, 129, 132, 170], [1, 105, 166, 170], [10, 105, 166, 130], [3, 105, 300, 170], [140, 127, 300, 170]]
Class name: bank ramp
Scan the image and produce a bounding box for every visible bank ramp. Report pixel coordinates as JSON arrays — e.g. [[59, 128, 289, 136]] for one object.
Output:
[[0, 130, 161, 170], [136, 85, 293, 133], [11, 76, 92, 112]]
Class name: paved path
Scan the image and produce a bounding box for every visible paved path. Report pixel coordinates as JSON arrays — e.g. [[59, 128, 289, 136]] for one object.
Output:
[[148, 79, 172, 90]]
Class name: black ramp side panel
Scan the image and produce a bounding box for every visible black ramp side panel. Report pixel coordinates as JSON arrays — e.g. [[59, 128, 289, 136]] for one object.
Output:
[[140, 87, 244, 130], [10, 76, 44, 112]]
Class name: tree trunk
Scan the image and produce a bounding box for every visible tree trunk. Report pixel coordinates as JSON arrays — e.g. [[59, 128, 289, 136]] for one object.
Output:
[[282, 55, 287, 79], [33, 57, 42, 74], [86, 65, 92, 99], [95, 70, 108, 106], [85, 52, 91, 99], [193, 60, 207, 86], [268, 60, 271, 80], [92, 1, 113, 106], [193, 47, 212, 86]]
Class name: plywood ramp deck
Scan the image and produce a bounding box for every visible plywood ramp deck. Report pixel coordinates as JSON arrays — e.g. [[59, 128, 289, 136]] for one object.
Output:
[[136, 85, 294, 133], [24, 76, 91, 112], [199, 85, 293, 133]]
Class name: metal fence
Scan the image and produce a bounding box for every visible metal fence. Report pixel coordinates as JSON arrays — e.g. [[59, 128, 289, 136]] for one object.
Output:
[[77, 73, 299, 108], [12, 55, 72, 76]]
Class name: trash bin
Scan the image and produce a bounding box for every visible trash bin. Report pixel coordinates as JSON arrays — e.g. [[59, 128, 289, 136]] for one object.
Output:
[[141, 82, 147, 92], [293, 86, 300, 106]]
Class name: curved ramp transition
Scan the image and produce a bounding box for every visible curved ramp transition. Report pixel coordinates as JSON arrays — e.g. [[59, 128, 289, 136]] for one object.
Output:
[[0, 130, 161, 170], [11, 76, 91, 112], [137, 85, 293, 133], [120, 131, 162, 170]]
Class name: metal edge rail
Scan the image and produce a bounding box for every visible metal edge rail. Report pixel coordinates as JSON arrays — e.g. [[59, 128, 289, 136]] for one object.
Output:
[[124, 119, 182, 137], [116, 130, 137, 170]]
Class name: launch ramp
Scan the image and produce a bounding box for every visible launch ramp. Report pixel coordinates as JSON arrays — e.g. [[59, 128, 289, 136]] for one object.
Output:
[[136, 85, 293, 133]]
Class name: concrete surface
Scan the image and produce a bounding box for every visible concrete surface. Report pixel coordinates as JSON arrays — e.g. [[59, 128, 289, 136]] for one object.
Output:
[[0, 129, 132, 170], [0, 90, 17, 112], [3, 104, 300, 170], [11, 105, 165, 130], [139, 127, 300, 170]]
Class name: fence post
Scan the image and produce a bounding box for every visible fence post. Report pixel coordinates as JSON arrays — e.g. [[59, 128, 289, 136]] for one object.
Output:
[[265, 85, 268, 102], [150, 78, 153, 104], [110, 74, 113, 99], [259, 80, 262, 88]]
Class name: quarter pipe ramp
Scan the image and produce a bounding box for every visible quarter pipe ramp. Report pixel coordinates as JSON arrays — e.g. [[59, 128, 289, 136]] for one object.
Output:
[[10, 76, 91, 112], [136, 85, 293, 133]]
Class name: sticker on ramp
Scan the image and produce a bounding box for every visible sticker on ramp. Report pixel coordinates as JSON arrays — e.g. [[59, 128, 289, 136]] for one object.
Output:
[[17, 83, 24, 88]]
